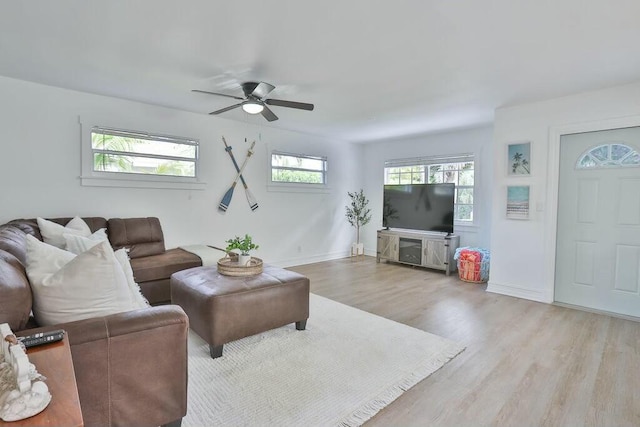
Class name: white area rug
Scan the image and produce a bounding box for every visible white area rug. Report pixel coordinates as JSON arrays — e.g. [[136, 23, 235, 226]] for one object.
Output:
[[185, 294, 464, 427]]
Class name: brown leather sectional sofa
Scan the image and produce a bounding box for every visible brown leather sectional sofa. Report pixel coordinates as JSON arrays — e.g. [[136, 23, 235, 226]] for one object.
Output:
[[0, 216, 202, 427]]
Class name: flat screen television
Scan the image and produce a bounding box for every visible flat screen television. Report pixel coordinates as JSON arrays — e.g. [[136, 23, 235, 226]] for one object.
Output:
[[383, 183, 455, 234]]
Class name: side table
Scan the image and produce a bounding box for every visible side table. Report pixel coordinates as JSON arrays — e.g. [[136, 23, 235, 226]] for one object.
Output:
[[0, 334, 83, 427]]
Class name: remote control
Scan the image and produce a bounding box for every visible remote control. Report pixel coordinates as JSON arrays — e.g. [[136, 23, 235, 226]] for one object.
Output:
[[19, 330, 65, 348]]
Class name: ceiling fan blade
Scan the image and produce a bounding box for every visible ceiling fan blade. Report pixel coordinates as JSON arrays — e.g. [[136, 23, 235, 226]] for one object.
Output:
[[209, 103, 242, 115], [261, 105, 279, 122], [251, 82, 276, 99], [265, 98, 314, 111], [192, 89, 244, 101]]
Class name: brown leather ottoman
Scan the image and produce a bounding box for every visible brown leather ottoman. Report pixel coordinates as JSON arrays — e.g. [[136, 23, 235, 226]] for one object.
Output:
[[170, 264, 310, 358]]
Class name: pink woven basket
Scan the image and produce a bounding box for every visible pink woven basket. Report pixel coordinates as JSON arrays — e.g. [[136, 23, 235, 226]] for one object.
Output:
[[458, 259, 486, 283]]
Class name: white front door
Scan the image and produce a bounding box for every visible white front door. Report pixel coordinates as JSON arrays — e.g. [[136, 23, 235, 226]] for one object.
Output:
[[555, 127, 640, 317]]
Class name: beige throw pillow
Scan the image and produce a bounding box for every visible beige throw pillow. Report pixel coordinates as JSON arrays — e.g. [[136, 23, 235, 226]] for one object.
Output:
[[63, 228, 108, 254], [25, 235, 145, 326], [113, 249, 149, 309], [63, 232, 149, 309], [37, 216, 91, 248]]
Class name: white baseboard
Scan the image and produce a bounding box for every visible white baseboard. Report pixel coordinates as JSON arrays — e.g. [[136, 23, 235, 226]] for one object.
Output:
[[486, 281, 549, 303], [270, 250, 351, 268], [271, 247, 380, 268]]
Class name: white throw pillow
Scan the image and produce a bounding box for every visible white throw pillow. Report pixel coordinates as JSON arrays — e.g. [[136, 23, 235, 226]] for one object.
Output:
[[63, 228, 108, 254], [37, 216, 91, 249], [25, 234, 75, 284], [26, 236, 144, 326], [113, 248, 149, 309], [63, 232, 149, 309]]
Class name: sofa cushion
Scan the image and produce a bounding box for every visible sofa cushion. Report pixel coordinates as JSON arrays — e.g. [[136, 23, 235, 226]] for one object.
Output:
[[7, 217, 108, 241], [0, 251, 32, 331], [130, 248, 201, 283], [5, 219, 40, 241], [0, 224, 30, 264], [108, 217, 166, 259]]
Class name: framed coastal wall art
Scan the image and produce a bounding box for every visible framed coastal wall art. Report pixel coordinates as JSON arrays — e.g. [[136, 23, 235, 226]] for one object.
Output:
[[507, 141, 531, 176], [506, 185, 530, 219]]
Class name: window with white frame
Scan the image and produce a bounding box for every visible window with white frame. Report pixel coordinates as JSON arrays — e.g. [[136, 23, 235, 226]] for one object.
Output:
[[90, 127, 198, 178], [271, 151, 327, 185], [384, 154, 475, 222]]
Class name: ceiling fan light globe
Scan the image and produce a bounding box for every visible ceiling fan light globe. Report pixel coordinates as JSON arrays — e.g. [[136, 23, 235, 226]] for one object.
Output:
[[242, 102, 264, 114]]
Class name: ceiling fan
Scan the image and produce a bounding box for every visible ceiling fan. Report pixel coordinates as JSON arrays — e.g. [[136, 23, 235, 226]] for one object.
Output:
[[192, 81, 314, 122]]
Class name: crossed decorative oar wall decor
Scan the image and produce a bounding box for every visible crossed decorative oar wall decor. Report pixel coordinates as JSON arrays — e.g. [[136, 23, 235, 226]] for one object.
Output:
[[219, 137, 259, 212]]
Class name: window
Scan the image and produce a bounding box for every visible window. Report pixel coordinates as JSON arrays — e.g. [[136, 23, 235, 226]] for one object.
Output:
[[81, 122, 204, 190], [384, 165, 425, 184], [384, 154, 475, 222], [91, 127, 198, 177], [271, 151, 327, 185], [576, 143, 640, 169]]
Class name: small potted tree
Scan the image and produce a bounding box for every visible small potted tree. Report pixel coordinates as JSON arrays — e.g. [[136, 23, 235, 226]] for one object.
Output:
[[225, 234, 259, 266], [345, 189, 371, 257]]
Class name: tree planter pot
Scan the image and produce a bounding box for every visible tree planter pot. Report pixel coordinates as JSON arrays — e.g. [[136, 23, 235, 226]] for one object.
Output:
[[351, 243, 364, 257]]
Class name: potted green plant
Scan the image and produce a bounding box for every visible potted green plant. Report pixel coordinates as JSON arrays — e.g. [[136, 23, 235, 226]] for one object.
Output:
[[225, 234, 259, 266], [345, 189, 371, 256]]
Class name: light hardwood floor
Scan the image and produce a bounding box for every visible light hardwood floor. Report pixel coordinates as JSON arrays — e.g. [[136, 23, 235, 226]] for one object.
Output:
[[289, 256, 640, 427]]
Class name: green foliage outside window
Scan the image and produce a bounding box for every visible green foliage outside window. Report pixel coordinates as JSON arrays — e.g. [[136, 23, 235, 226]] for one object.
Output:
[[92, 131, 196, 177], [271, 169, 324, 183], [271, 152, 327, 184], [93, 134, 134, 172]]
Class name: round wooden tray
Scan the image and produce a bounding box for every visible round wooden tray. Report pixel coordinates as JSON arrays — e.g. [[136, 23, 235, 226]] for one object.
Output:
[[217, 256, 264, 277]]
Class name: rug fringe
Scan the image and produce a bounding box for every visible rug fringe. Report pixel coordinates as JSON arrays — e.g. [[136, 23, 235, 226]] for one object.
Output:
[[337, 343, 465, 427]]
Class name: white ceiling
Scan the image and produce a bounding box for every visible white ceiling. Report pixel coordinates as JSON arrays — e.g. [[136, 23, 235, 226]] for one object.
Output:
[[2, 1, 640, 143]]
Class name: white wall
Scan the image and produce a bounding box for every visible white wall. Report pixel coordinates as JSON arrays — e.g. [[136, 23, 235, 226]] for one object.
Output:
[[0, 76, 362, 267], [490, 80, 640, 302], [361, 126, 494, 254]]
